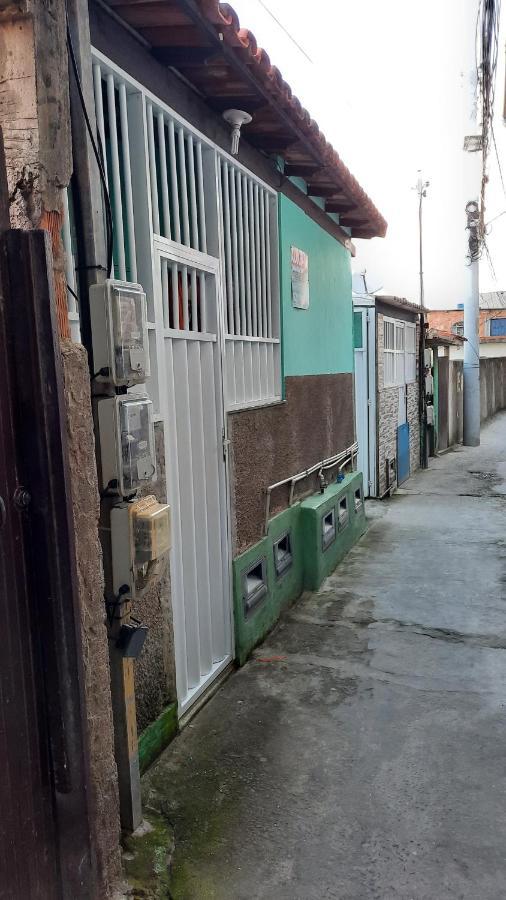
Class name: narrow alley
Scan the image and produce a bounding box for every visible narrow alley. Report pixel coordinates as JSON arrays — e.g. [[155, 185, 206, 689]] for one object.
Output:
[[142, 411, 506, 900]]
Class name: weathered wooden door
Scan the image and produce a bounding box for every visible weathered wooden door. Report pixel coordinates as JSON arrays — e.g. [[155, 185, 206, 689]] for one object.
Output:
[[438, 357, 450, 451], [0, 218, 96, 895]]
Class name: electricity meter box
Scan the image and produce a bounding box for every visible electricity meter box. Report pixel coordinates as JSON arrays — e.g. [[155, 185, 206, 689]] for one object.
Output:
[[98, 394, 156, 496], [90, 279, 150, 386], [111, 497, 171, 600], [133, 495, 171, 564]]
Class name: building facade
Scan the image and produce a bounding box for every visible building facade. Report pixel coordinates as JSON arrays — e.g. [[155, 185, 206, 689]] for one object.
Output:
[[354, 295, 421, 498], [0, 0, 386, 893]]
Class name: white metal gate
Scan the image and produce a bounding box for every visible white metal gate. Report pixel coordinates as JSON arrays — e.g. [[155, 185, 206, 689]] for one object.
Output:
[[354, 306, 376, 498], [90, 48, 279, 713], [154, 241, 232, 712]]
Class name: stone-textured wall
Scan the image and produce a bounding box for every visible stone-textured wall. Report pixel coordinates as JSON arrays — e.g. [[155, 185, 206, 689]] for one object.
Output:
[[61, 342, 122, 897], [228, 373, 355, 553], [132, 421, 177, 734], [376, 313, 420, 496]]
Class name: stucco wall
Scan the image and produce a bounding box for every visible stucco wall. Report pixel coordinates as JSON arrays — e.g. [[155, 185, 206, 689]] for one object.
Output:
[[61, 342, 121, 897], [376, 313, 420, 496], [480, 358, 506, 421], [279, 194, 353, 377], [229, 374, 355, 553]]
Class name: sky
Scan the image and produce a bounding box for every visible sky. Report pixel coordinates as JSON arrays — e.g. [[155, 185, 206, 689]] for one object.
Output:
[[230, 0, 506, 309]]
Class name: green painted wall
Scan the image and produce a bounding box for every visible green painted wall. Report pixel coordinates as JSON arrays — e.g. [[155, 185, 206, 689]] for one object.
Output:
[[232, 474, 366, 665], [279, 194, 353, 377]]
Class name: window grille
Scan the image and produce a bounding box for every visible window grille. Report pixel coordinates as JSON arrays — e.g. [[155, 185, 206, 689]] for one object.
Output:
[[92, 62, 138, 283], [159, 257, 215, 335], [91, 50, 282, 411], [146, 102, 209, 253], [218, 157, 281, 408]]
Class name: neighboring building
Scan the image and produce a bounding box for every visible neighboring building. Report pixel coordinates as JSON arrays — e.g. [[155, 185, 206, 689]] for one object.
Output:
[[427, 293, 506, 358], [425, 328, 466, 452], [354, 293, 421, 497]]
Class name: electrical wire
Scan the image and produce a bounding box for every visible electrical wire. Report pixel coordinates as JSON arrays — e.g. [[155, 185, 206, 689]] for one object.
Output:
[[254, 0, 313, 63], [66, 21, 114, 277], [473, 0, 501, 262], [66, 282, 79, 305]]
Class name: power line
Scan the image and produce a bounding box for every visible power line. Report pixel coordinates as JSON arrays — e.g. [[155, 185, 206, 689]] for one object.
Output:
[[254, 0, 313, 63]]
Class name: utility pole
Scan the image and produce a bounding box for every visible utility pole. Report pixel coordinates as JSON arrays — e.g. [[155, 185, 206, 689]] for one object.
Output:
[[462, 0, 482, 446], [416, 172, 429, 468]]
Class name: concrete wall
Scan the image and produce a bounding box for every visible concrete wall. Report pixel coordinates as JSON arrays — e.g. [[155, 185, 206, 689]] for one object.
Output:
[[279, 194, 353, 377], [62, 342, 121, 896], [480, 357, 506, 422], [376, 313, 420, 496]]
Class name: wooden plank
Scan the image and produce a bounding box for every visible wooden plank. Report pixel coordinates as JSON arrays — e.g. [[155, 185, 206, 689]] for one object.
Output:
[[138, 702, 178, 775]]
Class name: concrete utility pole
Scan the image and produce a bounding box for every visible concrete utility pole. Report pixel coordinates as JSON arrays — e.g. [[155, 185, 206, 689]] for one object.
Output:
[[416, 172, 430, 468], [462, 0, 482, 446]]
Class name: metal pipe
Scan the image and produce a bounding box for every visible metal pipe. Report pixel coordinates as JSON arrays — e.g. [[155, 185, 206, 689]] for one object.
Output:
[[92, 64, 108, 189], [168, 119, 181, 243], [119, 83, 137, 281], [264, 442, 358, 534], [157, 112, 171, 240], [106, 73, 126, 279], [146, 103, 160, 236]]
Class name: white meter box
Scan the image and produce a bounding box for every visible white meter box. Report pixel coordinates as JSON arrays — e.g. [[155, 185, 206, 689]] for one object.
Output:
[[90, 279, 150, 386], [98, 394, 156, 496]]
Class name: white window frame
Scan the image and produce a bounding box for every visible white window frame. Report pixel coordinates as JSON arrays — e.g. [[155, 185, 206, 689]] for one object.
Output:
[[383, 316, 417, 387]]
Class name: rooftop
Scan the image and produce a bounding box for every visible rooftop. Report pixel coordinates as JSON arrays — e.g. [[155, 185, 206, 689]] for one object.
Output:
[[102, 0, 387, 239]]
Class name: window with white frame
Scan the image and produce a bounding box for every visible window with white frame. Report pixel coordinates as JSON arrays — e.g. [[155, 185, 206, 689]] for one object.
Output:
[[383, 317, 417, 387]]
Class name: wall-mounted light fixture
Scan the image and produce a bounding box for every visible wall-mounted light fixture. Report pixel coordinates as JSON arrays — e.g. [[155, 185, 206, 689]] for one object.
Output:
[[223, 109, 252, 155]]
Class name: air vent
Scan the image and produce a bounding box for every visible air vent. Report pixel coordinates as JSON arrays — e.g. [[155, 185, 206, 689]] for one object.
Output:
[[242, 557, 268, 616], [338, 496, 349, 529], [385, 456, 397, 490], [322, 508, 336, 551], [354, 486, 363, 512], [273, 531, 293, 578]]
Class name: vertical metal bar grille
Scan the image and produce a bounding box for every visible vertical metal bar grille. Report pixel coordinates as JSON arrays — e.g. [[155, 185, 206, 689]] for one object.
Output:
[[218, 155, 280, 407]]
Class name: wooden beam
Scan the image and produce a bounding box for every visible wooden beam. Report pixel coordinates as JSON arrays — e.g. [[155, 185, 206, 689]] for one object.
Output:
[[325, 199, 355, 214], [284, 163, 321, 178], [307, 183, 339, 198]]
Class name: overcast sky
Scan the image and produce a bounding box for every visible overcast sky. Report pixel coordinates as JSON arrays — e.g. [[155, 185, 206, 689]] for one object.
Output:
[[231, 0, 506, 309]]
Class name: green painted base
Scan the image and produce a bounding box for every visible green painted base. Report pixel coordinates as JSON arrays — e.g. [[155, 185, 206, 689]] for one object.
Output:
[[138, 702, 178, 775], [232, 473, 366, 666], [301, 472, 366, 591]]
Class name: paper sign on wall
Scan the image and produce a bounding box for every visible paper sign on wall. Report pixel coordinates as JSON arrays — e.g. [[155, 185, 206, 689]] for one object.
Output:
[[291, 246, 309, 309]]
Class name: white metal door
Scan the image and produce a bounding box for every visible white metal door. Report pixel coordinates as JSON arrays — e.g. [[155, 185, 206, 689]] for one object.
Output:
[[154, 241, 232, 713], [354, 308, 369, 494]]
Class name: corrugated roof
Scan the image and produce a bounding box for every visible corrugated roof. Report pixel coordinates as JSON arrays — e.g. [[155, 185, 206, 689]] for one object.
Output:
[[426, 327, 466, 346], [104, 0, 387, 239], [480, 292, 506, 309]]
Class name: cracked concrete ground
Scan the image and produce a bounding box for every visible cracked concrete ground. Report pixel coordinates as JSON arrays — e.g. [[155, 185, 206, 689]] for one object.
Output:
[[143, 412, 506, 899]]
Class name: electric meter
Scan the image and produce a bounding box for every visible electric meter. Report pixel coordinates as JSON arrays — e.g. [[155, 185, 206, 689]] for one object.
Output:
[[98, 394, 156, 496], [111, 498, 171, 600], [90, 279, 150, 386], [132, 496, 171, 564]]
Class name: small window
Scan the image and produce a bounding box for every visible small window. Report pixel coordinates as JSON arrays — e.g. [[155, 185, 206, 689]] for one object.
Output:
[[452, 320, 464, 337], [490, 318, 506, 336], [338, 496, 349, 529], [242, 558, 268, 616], [322, 508, 336, 551], [353, 311, 363, 349], [383, 317, 405, 387], [354, 486, 363, 512], [273, 531, 293, 579]]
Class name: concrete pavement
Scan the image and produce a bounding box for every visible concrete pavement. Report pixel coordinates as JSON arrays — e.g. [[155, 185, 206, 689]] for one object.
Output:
[[143, 412, 506, 899]]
